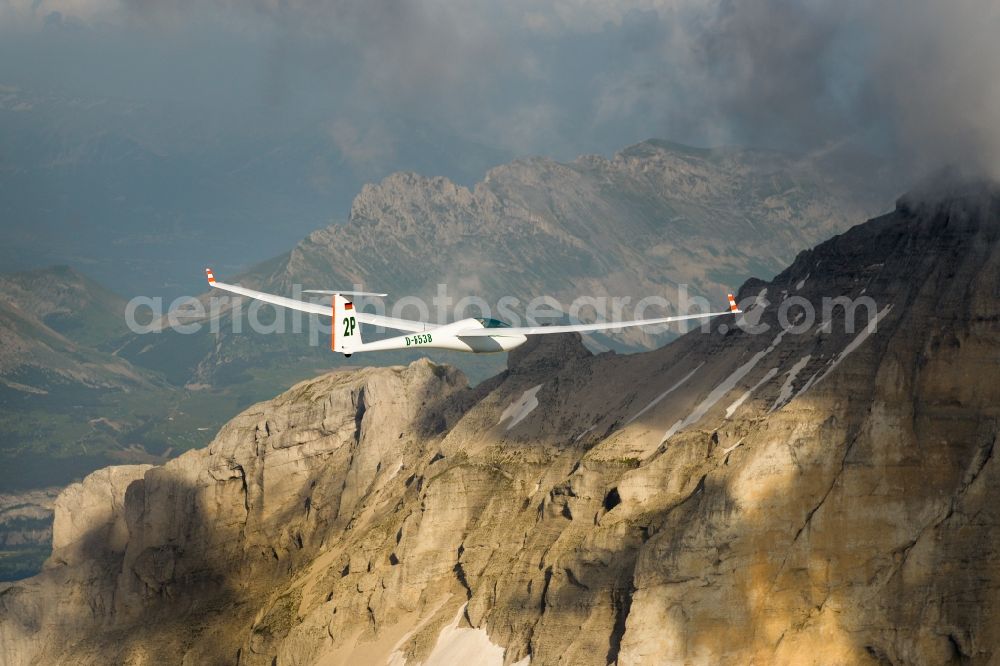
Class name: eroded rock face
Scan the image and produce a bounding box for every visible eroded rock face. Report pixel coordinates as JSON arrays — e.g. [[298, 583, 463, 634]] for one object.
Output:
[[2, 184, 1000, 665], [49, 465, 152, 568]]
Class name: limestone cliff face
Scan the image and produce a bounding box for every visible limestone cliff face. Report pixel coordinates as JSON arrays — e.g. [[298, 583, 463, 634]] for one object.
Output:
[[2, 184, 999, 665]]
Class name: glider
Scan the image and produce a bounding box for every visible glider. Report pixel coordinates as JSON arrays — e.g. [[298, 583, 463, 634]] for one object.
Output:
[[204, 268, 742, 357]]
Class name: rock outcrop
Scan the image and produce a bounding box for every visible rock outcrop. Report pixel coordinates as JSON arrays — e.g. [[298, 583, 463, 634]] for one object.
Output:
[[2, 183, 999, 665]]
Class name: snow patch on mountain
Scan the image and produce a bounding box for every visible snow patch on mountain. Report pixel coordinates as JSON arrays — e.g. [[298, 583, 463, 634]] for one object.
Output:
[[661, 329, 788, 444], [499, 384, 544, 430], [421, 604, 508, 666], [625, 363, 704, 426], [725, 367, 779, 419], [770, 355, 812, 412], [814, 305, 893, 387]]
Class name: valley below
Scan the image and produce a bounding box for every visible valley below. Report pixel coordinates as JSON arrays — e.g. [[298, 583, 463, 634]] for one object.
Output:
[[0, 488, 57, 582]]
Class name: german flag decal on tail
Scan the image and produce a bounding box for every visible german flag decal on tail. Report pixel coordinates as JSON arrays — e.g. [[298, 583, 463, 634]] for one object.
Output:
[[332, 294, 362, 355]]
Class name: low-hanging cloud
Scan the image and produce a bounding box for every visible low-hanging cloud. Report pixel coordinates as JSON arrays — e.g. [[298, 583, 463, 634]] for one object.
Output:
[[4, 0, 1000, 181], [865, 0, 1000, 178], [684, 0, 1000, 177]]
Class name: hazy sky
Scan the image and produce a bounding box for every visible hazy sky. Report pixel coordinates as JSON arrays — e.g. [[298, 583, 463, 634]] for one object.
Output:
[[2, 0, 997, 181]]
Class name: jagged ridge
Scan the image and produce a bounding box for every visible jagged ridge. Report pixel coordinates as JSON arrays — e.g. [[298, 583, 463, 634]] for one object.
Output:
[[2, 184, 999, 665]]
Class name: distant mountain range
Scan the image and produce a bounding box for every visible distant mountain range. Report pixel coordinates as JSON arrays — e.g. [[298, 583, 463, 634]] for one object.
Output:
[[0, 267, 165, 489], [0, 266, 275, 492], [120, 139, 889, 387], [0, 265, 139, 386], [258, 139, 882, 315]]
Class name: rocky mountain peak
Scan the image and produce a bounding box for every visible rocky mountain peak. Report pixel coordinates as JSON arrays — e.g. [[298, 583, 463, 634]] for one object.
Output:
[[506, 331, 591, 376], [5, 183, 997, 665], [247, 138, 883, 328], [896, 171, 1000, 215]]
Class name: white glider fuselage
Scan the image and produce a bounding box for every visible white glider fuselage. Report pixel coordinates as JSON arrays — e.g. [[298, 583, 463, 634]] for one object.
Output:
[[348, 319, 528, 354]]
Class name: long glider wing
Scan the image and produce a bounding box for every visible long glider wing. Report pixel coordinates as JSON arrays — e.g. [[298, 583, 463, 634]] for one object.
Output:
[[204, 268, 430, 333], [456, 295, 741, 337]]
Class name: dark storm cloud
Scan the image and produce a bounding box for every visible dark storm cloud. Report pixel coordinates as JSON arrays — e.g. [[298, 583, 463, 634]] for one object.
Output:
[[672, 0, 1000, 176], [3, 0, 999, 180], [864, 0, 1000, 177], [692, 0, 854, 146]]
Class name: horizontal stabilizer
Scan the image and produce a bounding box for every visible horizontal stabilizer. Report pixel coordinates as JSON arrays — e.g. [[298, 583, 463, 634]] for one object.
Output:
[[303, 289, 388, 297]]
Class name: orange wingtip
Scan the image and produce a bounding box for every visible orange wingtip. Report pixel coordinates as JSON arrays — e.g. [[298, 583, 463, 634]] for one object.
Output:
[[205, 268, 216, 284], [727, 293, 740, 313]]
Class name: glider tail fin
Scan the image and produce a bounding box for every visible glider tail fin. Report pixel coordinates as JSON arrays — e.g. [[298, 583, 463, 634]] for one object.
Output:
[[332, 294, 363, 355]]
